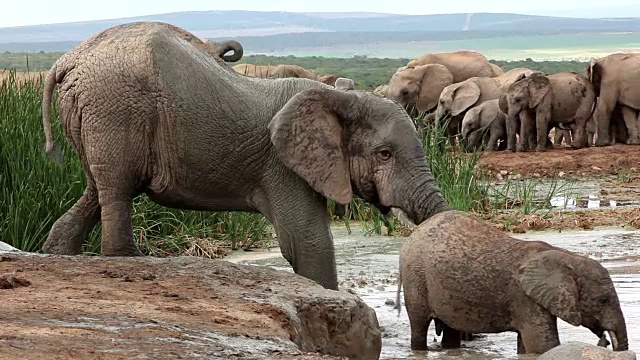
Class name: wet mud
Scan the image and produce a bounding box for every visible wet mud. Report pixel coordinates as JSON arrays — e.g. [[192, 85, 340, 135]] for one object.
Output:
[[229, 225, 640, 359]]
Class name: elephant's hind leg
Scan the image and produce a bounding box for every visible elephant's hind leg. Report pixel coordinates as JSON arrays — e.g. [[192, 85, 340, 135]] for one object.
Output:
[[403, 278, 432, 350], [43, 182, 101, 255], [90, 163, 142, 256]]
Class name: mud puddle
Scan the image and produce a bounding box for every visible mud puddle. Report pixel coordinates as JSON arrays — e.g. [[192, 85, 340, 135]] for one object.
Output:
[[228, 224, 640, 359]]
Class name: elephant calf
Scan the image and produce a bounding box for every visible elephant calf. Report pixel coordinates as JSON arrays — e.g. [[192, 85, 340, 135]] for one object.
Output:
[[500, 71, 596, 152], [397, 210, 628, 354], [460, 99, 507, 152]]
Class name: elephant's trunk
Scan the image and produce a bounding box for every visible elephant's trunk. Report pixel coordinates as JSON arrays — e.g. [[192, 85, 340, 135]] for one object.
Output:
[[612, 317, 629, 351], [399, 166, 449, 225]]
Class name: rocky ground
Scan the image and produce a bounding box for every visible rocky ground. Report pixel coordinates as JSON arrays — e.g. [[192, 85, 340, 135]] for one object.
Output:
[[0, 252, 381, 360]]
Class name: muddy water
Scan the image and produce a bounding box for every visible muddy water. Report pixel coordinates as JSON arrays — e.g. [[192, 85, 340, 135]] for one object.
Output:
[[227, 224, 640, 359]]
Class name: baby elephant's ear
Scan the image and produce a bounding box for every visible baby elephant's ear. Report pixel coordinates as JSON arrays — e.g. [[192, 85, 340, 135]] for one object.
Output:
[[269, 88, 356, 205], [518, 250, 582, 326]]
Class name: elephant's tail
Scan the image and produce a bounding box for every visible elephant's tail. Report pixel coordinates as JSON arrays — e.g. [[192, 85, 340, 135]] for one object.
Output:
[[41, 65, 64, 163], [395, 272, 402, 316]]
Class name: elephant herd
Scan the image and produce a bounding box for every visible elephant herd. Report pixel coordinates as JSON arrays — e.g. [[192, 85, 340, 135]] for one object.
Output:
[[38, 21, 632, 358], [374, 50, 640, 153]]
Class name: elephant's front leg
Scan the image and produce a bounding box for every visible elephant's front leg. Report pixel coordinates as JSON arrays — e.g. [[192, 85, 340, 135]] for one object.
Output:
[[518, 112, 534, 152], [594, 99, 614, 146], [620, 105, 640, 145], [534, 109, 551, 152], [258, 181, 339, 290], [518, 318, 560, 354], [506, 115, 519, 152]]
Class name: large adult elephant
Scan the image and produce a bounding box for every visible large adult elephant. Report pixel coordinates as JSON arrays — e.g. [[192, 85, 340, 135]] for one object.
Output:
[[586, 53, 640, 146], [499, 71, 596, 152], [386, 51, 499, 115], [433, 68, 535, 143], [397, 210, 629, 354], [40, 21, 449, 291]]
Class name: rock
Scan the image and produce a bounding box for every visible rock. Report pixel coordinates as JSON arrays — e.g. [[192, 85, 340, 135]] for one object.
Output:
[[0, 241, 20, 252], [0, 254, 381, 360], [537, 341, 636, 360]]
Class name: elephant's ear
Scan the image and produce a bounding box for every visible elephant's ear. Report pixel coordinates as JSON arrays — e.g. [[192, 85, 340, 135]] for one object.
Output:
[[587, 58, 602, 96], [481, 101, 500, 126], [416, 64, 454, 113], [498, 93, 509, 114], [527, 74, 551, 108], [450, 81, 481, 116], [517, 250, 582, 326], [269, 88, 355, 205]]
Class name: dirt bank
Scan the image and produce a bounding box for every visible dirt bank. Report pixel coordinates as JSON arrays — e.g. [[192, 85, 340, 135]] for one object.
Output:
[[0, 253, 381, 360], [475, 144, 640, 178]]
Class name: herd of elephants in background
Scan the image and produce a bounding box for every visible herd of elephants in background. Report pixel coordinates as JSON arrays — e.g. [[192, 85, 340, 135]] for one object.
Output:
[[236, 46, 640, 154], [29, 19, 639, 358]]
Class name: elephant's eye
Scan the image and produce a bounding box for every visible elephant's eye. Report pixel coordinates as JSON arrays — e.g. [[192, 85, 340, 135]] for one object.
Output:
[[599, 298, 609, 305], [378, 150, 392, 161]]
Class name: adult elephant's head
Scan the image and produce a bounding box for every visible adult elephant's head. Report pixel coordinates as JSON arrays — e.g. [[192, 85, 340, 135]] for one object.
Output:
[[518, 250, 628, 351], [502, 72, 549, 117], [434, 79, 481, 122], [387, 64, 454, 114], [269, 88, 447, 225]]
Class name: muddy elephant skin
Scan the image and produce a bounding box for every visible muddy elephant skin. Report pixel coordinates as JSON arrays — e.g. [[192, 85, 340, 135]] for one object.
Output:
[[397, 210, 628, 354], [500, 71, 596, 152], [461, 99, 507, 152], [586, 53, 640, 146], [40, 21, 449, 291]]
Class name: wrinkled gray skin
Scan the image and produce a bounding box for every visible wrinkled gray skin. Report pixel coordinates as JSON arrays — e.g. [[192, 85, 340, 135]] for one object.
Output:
[[461, 99, 507, 152], [553, 127, 572, 146], [586, 53, 640, 146], [538, 342, 636, 360], [500, 71, 596, 152], [40, 22, 449, 291], [397, 210, 628, 354], [205, 39, 244, 62]]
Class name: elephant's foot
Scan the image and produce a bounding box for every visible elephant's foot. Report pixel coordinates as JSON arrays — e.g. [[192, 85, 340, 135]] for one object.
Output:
[[102, 245, 144, 257], [516, 145, 528, 152], [100, 200, 143, 257], [595, 137, 611, 147], [43, 221, 84, 255], [626, 137, 640, 145], [43, 186, 101, 255], [535, 145, 546, 152]]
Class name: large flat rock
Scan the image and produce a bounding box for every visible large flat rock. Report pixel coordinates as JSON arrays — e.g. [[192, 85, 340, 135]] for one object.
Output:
[[0, 252, 381, 359]]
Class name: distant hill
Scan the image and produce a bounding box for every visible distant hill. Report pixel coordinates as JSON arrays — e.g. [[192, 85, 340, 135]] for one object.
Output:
[[0, 10, 639, 58]]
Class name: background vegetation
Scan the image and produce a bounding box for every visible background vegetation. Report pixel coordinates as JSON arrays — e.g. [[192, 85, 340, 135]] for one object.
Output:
[[0, 52, 589, 90], [0, 54, 583, 255]]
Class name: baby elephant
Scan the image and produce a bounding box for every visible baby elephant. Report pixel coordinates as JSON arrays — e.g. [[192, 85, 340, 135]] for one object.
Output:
[[500, 71, 596, 152], [397, 210, 628, 354], [461, 99, 507, 152], [538, 342, 636, 360]]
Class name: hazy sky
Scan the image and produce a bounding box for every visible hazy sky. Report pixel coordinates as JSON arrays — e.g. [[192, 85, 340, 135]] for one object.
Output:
[[1, 0, 637, 27]]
